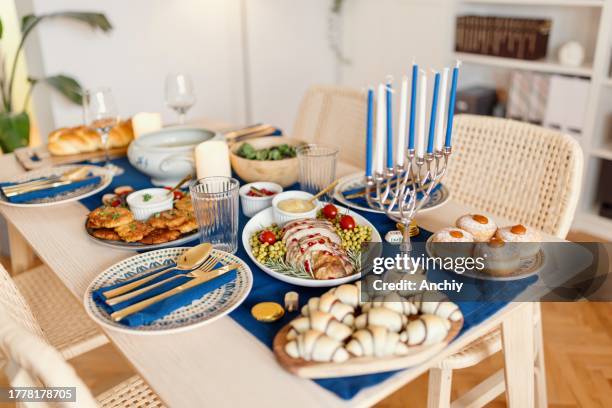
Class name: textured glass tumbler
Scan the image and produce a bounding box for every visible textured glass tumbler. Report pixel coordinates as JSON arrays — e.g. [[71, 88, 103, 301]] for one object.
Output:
[[297, 144, 338, 202], [190, 177, 240, 254]]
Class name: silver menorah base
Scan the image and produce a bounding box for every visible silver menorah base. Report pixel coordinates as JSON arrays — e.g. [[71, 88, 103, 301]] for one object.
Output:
[[365, 147, 452, 272]]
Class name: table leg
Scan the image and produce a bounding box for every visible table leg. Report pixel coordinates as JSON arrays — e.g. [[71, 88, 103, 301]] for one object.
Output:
[[427, 367, 452, 408], [7, 223, 38, 275], [533, 303, 548, 408], [502, 302, 535, 408]]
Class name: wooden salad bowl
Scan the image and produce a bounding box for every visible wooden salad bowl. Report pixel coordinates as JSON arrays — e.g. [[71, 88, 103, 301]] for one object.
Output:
[[273, 318, 463, 379], [229, 136, 306, 187]]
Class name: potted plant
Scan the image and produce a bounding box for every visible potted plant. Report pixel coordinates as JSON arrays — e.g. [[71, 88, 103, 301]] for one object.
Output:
[[0, 11, 112, 153]]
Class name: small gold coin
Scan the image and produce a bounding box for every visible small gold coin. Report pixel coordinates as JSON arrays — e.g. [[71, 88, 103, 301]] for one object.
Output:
[[251, 302, 285, 322]]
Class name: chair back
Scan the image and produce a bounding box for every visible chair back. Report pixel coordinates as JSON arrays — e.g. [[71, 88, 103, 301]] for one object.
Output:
[[445, 114, 583, 238], [292, 85, 366, 168], [0, 264, 45, 338]]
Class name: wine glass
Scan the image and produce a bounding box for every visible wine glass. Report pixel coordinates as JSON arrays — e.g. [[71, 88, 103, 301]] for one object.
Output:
[[83, 87, 119, 167], [165, 73, 196, 124]]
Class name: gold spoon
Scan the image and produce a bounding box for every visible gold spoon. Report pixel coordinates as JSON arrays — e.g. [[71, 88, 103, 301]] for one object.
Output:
[[102, 243, 213, 299], [308, 180, 339, 204], [166, 174, 192, 198]]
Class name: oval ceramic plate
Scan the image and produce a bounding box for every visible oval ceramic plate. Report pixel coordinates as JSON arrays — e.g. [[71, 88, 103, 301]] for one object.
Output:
[[333, 172, 450, 215], [85, 220, 200, 251], [0, 165, 113, 208], [242, 206, 382, 287], [84, 247, 253, 335], [425, 236, 545, 281]]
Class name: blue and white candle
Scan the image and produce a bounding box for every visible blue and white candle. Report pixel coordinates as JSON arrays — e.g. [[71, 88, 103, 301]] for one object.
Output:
[[408, 63, 418, 151], [435, 68, 449, 152], [396, 76, 409, 167], [445, 62, 460, 148], [427, 71, 441, 155], [416, 71, 427, 158], [365, 87, 374, 177], [385, 80, 393, 169], [375, 83, 386, 174]]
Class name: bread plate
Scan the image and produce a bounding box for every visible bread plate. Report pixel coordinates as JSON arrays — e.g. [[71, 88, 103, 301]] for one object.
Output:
[[425, 235, 545, 281], [242, 206, 382, 287]]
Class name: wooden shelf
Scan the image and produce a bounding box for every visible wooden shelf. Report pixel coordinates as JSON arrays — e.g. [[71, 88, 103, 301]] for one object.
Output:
[[592, 145, 612, 161], [461, 0, 604, 7], [456, 53, 593, 77]]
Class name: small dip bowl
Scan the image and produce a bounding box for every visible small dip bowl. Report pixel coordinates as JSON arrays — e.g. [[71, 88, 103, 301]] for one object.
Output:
[[239, 182, 283, 218], [126, 188, 174, 221], [272, 191, 319, 225]]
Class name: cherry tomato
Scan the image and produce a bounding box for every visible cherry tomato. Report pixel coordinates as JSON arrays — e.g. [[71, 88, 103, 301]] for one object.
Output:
[[339, 214, 356, 230], [173, 191, 184, 200], [110, 199, 121, 207], [321, 203, 338, 219], [259, 230, 277, 244]]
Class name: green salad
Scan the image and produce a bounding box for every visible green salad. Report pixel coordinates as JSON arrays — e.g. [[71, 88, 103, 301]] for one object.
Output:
[[236, 143, 297, 161]]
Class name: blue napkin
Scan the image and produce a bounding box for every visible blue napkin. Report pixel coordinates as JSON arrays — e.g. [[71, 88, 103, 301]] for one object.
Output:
[[92, 261, 237, 327], [0, 176, 102, 204], [341, 180, 442, 210]]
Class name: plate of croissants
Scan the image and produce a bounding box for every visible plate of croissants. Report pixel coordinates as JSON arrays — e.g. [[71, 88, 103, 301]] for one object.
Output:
[[85, 187, 199, 250], [273, 282, 463, 378]]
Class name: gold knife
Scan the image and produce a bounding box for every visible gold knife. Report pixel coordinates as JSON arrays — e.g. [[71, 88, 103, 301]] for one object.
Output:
[[110, 263, 240, 322]]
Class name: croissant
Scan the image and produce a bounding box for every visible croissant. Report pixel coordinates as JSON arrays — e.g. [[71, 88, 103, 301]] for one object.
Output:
[[410, 294, 463, 322], [301, 293, 354, 326], [354, 307, 407, 332], [361, 293, 418, 316], [327, 282, 361, 308], [285, 330, 349, 363], [287, 311, 352, 341], [400, 314, 451, 346], [346, 326, 409, 358]]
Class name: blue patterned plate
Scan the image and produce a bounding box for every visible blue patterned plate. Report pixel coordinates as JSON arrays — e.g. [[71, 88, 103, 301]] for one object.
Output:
[[84, 247, 253, 335], [333, 172, 450, 215]]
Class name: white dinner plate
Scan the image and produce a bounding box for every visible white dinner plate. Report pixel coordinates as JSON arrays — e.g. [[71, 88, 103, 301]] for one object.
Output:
[[0, 164, 113, 208], [84, 247, 253, 335], [242, 206, 382, 287], [425, 236, 546, 281], [333, 172, 450, 215]]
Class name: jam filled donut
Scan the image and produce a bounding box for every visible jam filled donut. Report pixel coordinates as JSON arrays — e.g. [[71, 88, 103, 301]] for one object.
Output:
[[474, 237, 521, 277], [495, 224, 541, 258], [456, 214, 497, 242], [431, 227, 474, 258]]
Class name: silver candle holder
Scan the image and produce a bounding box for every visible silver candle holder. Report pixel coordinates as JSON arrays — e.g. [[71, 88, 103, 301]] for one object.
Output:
[[365, 147, 452, 270]]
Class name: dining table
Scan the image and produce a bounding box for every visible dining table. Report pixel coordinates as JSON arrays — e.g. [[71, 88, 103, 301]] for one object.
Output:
[[0, 119, 571, 408]]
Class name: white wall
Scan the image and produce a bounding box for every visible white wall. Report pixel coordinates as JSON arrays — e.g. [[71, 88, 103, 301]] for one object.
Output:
[[21, 0, 246, 137]]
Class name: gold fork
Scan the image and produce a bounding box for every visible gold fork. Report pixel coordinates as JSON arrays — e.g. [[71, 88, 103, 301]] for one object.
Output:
[[105, 256, 219, 306]]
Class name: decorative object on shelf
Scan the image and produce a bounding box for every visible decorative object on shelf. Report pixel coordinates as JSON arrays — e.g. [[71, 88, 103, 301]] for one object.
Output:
[[363, 61, 459, 267], [558, 41, 585, 68], [455, 15, 551, 61], [132, 112, 162, 138], [0, 12, 112, 152], [543, 75, 589, 137], [456, 86, 497, 116], [195, 140, 232, 179], [507, 71, 550, 124]]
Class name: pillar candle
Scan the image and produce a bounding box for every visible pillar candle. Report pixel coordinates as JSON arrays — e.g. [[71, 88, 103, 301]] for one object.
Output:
[[445, 63, 460, 148], [427, 72, 441, 155], [416, 72, 427, 158], [435, 68, 449, 152], [385, 81, 393, 169], [396, 76, 408, 167], [195, 140, 231, 179], [374, 83, 386, 174], [132, 112, 162, 138], [365, 88, 374, 177], [408, 63, 418, 151]]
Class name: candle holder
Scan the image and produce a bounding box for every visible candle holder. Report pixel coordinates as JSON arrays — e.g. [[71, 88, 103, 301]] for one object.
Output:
[[365, 147, 451, 273]]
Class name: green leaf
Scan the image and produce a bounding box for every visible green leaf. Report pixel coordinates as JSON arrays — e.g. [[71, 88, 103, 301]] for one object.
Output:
[[0, 17, 4, 39], [21, 12, 112, 34], [30, 74, 83, 105], [0, 112, 30, 153], [21, 14, 38, 33]]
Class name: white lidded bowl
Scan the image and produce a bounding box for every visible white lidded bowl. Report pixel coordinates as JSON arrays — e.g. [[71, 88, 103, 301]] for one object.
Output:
[[239, 182, 283, 218], [126, 188, 173, 221], [271, 190, 319, 225]]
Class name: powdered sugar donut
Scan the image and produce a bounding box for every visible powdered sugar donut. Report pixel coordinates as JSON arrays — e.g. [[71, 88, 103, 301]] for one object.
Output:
[[495, 224, 541, 258], [474, 237, 521, 277], [431, 227, 474, 259], [456, 214, 497, 242]]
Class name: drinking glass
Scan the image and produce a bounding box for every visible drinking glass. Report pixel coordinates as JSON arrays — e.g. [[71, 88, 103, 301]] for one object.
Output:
[[83, 87, 119, 166], [296, 144, 338, 202], [190, 177, 240, 253], [165, 73, 196, 124]]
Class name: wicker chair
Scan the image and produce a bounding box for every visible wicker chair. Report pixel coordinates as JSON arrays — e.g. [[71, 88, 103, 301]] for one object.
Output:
[[0, 264, 164, 408], [428, 115, 583, 408], [10, 264, 108, 359], [292, 85, 367, 169]]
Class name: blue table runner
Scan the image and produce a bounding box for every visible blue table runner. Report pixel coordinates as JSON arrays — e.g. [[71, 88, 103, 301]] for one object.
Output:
[[80, 158, 534, 400]]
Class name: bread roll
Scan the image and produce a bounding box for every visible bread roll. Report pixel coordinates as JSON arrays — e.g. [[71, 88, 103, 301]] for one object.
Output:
[[47, 120, 133, 156], [287, 311, 352, 342], [400, 314, 451, 346], [354, 307, 407, 332], [285, 330, 349, 363], [346, 326, 409, 358]]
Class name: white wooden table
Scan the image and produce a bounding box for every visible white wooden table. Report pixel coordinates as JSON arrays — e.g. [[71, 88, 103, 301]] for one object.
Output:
[[0, 135, 548, 407]]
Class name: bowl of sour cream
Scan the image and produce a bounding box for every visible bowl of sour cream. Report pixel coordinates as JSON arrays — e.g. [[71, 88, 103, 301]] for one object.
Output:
[[272, 190, 319, 224], [126, 188, 174, 221]]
